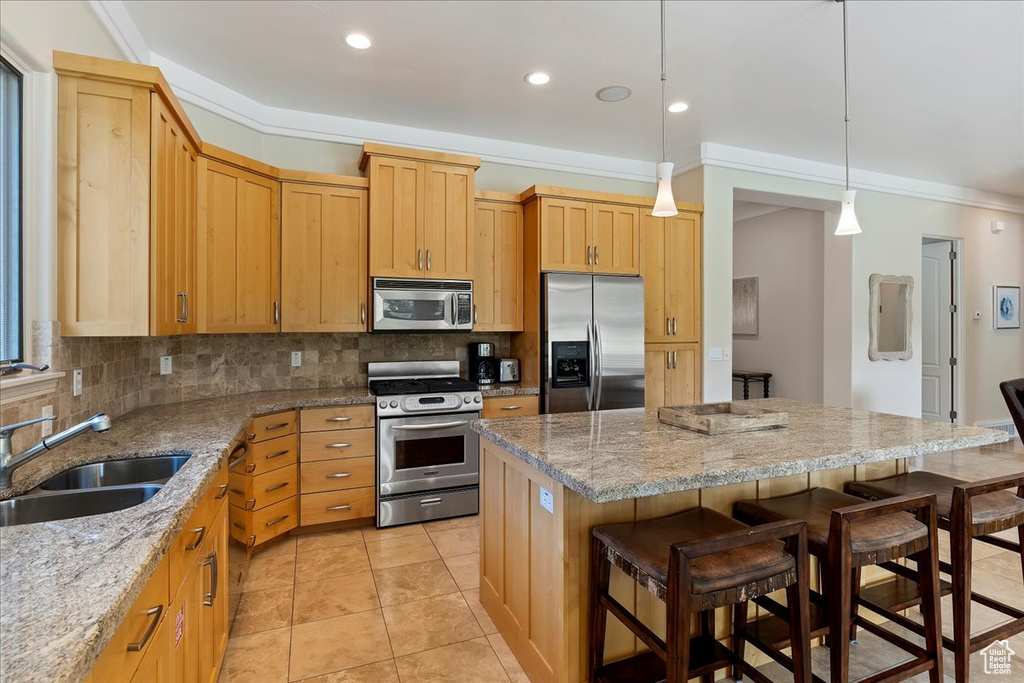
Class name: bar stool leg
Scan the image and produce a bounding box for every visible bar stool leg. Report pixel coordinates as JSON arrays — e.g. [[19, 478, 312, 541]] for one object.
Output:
[[849, 566, 862, 642], [916, 503, 944, 683], [666, 551, 692, 683], [587, 536, 610, 682], [788, 543, 813, 683], [827, 516, 853, 683], [700, 610, 716, 683], [951, 489, 974, 683], [731, 602, 748, 682]]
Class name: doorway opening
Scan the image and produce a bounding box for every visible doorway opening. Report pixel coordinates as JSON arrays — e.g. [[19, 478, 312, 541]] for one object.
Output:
[[921, 236, 963, 423]]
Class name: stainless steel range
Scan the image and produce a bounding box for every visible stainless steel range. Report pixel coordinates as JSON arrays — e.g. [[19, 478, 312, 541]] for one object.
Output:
[[370, 361, 481, 528]]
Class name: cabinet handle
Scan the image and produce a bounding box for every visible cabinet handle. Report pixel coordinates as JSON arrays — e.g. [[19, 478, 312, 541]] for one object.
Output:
[[426, 249, 432, 271], [273, 300, 280, 325], [418, 249, 423, 270], [326, 416, 352, 423], [326, 443, 351, 449], [265, 482, 289, 492], [213, 483, 228, 500], [265, 515, 290, 527], [666, 353, 671, 370], [360, 302, 366, 325], [587, 246, 592, 265], [326, 504, 352, 511], [672, 317, 677, 335], [244, 498, 256, 511], [265, 422, 290, 431], [666, 317, 671, 336], [245, 463, 256, 474], [420, 497, 443, 507], [185, 526, 207, 551], [673, 351, 678, 369], [500, 405, 521, 411], [265, 450, 290, 459], [202, 550, 218, 607], [473, 305, 478, 324], [176, 293, 187, 323], [183, 292, 189, 323], [126, 605, 163, 652], [595, 245, 599, 266], [327, 472, 352, 478]]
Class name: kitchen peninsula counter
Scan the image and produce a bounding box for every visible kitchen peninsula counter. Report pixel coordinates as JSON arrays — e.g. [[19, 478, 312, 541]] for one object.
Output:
[[471, 399, 1008, 683]]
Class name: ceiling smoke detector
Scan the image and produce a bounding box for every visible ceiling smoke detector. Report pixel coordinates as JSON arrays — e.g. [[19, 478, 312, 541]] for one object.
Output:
[[595, 86, 632, 103]]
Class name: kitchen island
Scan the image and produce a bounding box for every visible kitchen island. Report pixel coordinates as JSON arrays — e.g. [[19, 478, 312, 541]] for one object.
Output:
[[470, 399, 1009, 683]]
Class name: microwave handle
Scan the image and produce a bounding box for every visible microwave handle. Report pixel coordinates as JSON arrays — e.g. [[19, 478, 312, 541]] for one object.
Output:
[[450, 294, 457, 326]]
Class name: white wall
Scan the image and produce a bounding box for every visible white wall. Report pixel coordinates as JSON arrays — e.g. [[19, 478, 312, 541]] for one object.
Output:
[[0, 1, 122, 69], [702, 165, 1024, 424], [732, 208, 825, 403]]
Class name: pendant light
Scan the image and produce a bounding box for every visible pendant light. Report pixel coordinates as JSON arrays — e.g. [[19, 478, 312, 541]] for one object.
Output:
[[834, 0, 862, 235], [651, 0, 679, 218]]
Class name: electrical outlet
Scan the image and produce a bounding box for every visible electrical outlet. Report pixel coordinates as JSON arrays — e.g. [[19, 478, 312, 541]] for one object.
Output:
[[72, 369, 83, 397], [291, 351, 302, 367], [708, 347, 724, 362], [539, 487, 554, 514], [41, 406, 54, 437], [160, 356, 173, 375]]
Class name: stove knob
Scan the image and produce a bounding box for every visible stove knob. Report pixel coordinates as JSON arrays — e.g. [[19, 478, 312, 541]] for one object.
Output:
[[390, 400, 399, 408], [463, 396, 471, 404], [473, 396, 481, 404], [379, 401, 387, 409]]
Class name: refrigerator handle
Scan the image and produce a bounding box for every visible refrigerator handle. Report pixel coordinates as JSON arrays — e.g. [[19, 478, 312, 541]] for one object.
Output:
[[586, 321, 595, 411], [593, 319, 603, 411]]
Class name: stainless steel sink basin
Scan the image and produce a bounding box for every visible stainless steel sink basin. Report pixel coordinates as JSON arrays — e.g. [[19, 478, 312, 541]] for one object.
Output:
[[0, 485, 163, 527], [38, 455, 190, 491]]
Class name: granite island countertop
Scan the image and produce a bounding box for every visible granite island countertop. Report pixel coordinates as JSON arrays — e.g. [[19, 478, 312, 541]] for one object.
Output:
[[0, 387, 376, 683], [472, 398, 1011, 504]]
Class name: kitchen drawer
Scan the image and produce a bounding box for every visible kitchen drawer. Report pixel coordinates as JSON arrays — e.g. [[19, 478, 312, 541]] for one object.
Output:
[[91, 554, 170, 681], [245, 410, 297, 442], [230, 496, 297, 548], [240, 433, 298, 476], [300, 486, 375, 526], [481, 395, 540, 419], [169, 465, 229, 594], [300, 428, 375, 462], [301, 405, 375, 432], [300, 456, 375, 494], [378, 487, 478, 528], [229, 464, 298, 511]]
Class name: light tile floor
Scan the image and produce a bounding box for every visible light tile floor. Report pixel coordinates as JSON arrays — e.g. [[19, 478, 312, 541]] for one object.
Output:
[[220, 439, 1024, 682]]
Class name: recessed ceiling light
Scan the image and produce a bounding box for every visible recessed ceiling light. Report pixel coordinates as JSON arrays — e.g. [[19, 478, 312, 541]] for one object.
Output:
[[595, 86, 632, 103], [668, 101, 690, 113], [345, 33, 372, 49], [525, 71, 551, 86]]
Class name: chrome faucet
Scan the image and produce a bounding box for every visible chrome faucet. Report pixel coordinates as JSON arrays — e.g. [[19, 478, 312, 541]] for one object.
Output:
[[0, 414, 112, 488]]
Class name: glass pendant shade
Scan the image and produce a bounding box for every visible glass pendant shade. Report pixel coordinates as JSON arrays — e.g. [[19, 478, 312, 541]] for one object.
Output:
[[651, 162, 678, 217], [835, 189, 862, 236]]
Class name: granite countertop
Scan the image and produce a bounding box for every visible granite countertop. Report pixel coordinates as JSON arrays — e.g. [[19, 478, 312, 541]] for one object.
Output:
[[479, 384, 539, 398], [0, 387, 374, 683], [472, 398, 1011, 504]]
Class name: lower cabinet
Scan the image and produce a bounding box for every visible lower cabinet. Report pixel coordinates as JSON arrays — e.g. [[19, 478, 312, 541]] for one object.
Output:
[[298, 405, 377, 526], [644, 343, 701, 408], [481, 395, 540, 419]]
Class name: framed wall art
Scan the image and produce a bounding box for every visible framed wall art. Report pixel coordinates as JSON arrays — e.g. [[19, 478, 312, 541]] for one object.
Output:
[[994, 285, 1020, 329]]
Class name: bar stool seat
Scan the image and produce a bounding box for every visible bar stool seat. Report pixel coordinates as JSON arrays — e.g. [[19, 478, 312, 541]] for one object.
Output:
[[847, 471, 1024, 531], [594, 507, 796, 599], [735, 487, 929, 560]]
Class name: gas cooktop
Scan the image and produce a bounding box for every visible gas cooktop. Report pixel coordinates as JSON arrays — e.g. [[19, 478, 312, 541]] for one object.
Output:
[[369, 376, 479, 397]]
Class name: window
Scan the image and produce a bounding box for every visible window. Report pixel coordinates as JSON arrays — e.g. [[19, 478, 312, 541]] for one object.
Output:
[[0, 56, 22, 363]]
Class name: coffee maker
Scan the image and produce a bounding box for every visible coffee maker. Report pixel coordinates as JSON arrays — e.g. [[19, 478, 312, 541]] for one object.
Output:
[[468, 342, 498, 385]]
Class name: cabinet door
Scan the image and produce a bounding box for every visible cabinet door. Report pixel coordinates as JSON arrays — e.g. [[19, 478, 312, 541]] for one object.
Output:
[[474, 200, 523, 331], [644, 346, 670, 408], [198, 158, 281, 332], [539, 198, 591, 273], [281, 182, 368, 331], [57, 77, 150, 336], [666, 212, 702, 342], [644, 343, 701, 408], [130, 615, 169, 683], [641, 210, 670, 343], [199, 504, 230, 683], [368, 157, 423, 278], [167, 559, 202, 682], [592, 204, 640, 275], [423, 164, 475, 280], [151, 96, 198, 336]]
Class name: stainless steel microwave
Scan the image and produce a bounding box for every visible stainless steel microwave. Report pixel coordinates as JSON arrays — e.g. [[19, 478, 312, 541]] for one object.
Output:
[[372, 278, 473, 331]]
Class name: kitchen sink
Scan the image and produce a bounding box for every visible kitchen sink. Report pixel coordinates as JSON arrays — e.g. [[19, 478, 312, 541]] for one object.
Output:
[[0, 485, 163, 527], [38, 455, 191, 491]]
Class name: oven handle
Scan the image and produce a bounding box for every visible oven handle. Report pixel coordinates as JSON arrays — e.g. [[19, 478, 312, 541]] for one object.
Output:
[[391, 421, 469, 432]]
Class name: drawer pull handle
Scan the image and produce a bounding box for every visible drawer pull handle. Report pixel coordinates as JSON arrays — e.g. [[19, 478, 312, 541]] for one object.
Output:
[[248, 433, 257, 441], [126, 605, 163, 652], [213, 483, 228, 499], [420, 498, 443, 507], [265, 450, 290, 459], [185, 526, 207, 551], [423, 470, 440, 476], [245, 463, 256, 474], [500, 405, 521, 411], [326, 416, 352, 422], [265, 422, 290, 431], [245, 498, 256, 511], [326, 504, 352, 511], [232, 522, 246, 530], [229, 487, 245, 496], [326, 443, 351, 449], [326, 473, 352, 479], [265, 515, 290, 527], [202, 550, 218, 607], [265, 482, 289, 492]]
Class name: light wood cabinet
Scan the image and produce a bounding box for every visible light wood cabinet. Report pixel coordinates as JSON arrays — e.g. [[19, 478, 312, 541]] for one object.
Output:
[[592, 204, 641, 275], [281, 181, 368, 332], [130, 615, 169, 683], [642, 209, 702, 343], [197, 157, 281, 333], [481, 395, 540, 418], [474, 197, 523, 331], [230, 411, 298, 548], [538, 198, 640, 275], [644, 343, 701, 408], [298, 406, 376, 527], [363, 144, 480, 281]]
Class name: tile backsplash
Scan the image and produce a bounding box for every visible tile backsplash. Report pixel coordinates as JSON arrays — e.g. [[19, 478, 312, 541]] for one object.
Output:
[[1, 321, 510, 451]]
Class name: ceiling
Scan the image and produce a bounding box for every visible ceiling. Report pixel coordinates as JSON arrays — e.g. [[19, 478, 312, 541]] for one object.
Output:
[[122, 0, 1024, 198]]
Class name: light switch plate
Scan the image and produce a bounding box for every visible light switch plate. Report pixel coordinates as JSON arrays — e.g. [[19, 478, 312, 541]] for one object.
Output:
[[41, 406, 54, 437], [160, 356, 173, 375], [72, 369, 83, 397], [539, 487, 554, 514], [291, 351, 302, 367], [723, 348, 732, 361]]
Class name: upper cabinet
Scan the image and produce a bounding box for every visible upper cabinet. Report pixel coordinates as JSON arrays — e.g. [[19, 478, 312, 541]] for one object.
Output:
[[641, 209, 702, 343], [197, 157, 281, 333], [361, 144, 480, 281], [281, 179, 369, 332], [529, 190, 641, 275], [474, 194, 523, 332]]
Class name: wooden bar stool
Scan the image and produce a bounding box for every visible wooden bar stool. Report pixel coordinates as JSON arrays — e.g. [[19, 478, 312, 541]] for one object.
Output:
[[734, 488, 944, 683], [846, 471, 1024, 681], [588, 507, 812, 683]]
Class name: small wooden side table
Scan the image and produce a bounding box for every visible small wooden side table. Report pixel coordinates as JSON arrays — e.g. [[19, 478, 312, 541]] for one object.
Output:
[[733, 371, 772, 399]]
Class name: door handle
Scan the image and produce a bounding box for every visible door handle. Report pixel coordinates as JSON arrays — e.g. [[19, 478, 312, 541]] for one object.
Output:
[[183, 292, 189, 322], [418, 249, 423, 270], [126, 606, 163, 652], [202, 551, 218, 606], [586, 321, 595, 411], [593, 320, 603, 410], [273, 301, 280, 325], [176, 293, 187, 323], [594, 245, 599, 266], [666, 352, 671, 370], [672, 317, 677, 335], [473, 304, 478, 324], [185, 526, 207, 551], [587, 245, 592, 265], [360, 302, 366, 325], [392, 421, 469, 431], [666, 317, 671, 336], [426, 249, 431, 271], [213, 483, 228, 499]]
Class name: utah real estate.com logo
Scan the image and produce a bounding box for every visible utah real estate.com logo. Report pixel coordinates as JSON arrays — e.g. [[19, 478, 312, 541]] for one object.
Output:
[[980, 640, 1015, 675]]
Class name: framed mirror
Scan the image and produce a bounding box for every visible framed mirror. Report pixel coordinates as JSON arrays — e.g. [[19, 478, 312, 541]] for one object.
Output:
[[869, 274, 914, 361]]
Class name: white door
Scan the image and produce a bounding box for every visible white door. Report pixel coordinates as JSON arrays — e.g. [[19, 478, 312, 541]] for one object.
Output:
[[921, 241, 953, 421]]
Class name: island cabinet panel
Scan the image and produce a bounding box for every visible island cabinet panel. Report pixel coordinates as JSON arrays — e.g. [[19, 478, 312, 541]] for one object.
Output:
[[643, 343, 701, 408], [197, 158, 281, 333], [474, 199, 524, 331], [281, 181, 368, 332], [641, 209, 701, 343]]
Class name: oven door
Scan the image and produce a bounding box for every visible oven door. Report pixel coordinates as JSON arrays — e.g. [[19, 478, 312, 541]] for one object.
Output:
[[378, 413, 479, 495], [373, 289, 456, 331]]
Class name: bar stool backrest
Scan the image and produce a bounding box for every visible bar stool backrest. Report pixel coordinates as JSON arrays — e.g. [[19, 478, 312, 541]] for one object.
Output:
[[1000, 378, 1024, 444]]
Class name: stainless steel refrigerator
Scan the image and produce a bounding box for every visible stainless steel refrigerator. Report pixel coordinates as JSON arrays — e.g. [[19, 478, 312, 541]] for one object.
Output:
[[542, 273, 645, 413]]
